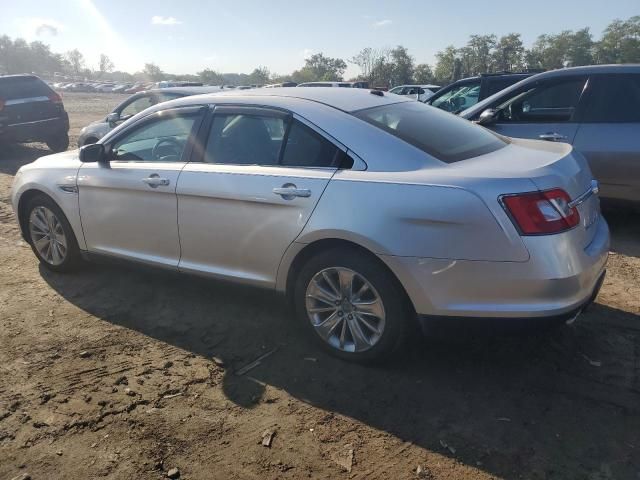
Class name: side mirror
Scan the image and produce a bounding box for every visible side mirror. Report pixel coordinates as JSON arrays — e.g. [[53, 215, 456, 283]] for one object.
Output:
[[79, 143, 106, 163], [477, 108, 498, 125], [106, 112, 120, 125]]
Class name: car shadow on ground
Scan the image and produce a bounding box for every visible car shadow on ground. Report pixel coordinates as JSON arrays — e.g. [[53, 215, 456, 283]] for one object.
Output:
[[0, 143, 52, 176], [40, 258, 640, 479], [602, 207, 640, 258]]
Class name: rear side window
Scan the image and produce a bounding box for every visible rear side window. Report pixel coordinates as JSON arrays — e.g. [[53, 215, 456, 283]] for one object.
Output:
[[583, 75, 640, 123], [354, 101, 506, 163], [204, 112, 341, 168], [281, 121, 339, 167], [0, 76, 53, 99]]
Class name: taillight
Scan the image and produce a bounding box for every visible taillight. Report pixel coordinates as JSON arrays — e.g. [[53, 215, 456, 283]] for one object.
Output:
[[501, 188, 580, 235], [49, 92, 63, 104]]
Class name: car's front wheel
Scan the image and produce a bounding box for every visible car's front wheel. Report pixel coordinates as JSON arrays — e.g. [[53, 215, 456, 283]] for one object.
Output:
[[46, 134, 69, 153], [25, 194, 82, 272], [294, 248, 409, 362]]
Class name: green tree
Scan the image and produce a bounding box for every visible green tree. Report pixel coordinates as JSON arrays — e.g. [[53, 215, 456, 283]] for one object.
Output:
[[292, 53, 347, 82], [198, 68, 225, 85], [594, 16, 640, 63], [247, 66, 271, 85], [143, 62, 163, 81], [98, 54, 114, 75], [389, 45, 414, 86], [493, 33, 525, 71], [65, 49, 85, 77], [465, 34, 497, 75], [413, 63, 434, 84], [433, 45, 458, 83]]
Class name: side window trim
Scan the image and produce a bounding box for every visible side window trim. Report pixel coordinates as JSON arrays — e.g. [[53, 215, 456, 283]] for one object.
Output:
[[102, 106, 206, 164]]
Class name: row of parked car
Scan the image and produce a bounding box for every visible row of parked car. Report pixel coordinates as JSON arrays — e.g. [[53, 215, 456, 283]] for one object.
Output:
[[51, 80, 206, 94]]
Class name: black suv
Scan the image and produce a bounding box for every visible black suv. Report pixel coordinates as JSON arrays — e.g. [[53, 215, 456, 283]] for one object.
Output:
[[425, 72, 541, 114], [0, 74, 70, 152]]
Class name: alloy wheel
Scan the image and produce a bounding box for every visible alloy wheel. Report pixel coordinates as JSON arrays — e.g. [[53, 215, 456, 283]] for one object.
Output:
[[305, 267, 386, 353], [29, 206, 68, 266]]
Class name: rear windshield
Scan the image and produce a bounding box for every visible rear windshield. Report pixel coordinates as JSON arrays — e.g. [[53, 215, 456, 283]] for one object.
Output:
[[353, 101, 507, 163], [0, 76, 53, 100]]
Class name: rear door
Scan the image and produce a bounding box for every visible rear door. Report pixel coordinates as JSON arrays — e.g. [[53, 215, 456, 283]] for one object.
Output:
[[483, 76, 588, 144], [572, 74, 640, 202], [176, 106, 346, 286]]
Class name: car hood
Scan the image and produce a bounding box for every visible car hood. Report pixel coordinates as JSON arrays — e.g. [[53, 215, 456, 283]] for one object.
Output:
[[21, 149, 82, 172]]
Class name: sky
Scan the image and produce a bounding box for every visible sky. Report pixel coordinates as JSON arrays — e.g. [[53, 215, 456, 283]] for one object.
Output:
[[1, 0, 638, 78]]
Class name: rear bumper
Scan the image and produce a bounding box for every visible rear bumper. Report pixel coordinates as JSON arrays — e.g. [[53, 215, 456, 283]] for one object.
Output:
[[0, 114, 69, 142], [380, 215, 610, 319]]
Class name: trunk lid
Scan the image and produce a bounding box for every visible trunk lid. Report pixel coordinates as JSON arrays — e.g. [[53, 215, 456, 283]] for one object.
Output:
[[448, 137, 600, 246]]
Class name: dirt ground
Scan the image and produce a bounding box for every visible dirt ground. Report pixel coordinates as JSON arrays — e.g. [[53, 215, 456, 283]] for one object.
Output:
[[0, 92, 639, 480]]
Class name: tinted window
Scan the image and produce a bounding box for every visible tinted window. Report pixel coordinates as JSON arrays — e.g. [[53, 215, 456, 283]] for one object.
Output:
[[112, 114, 197, 162], [282, 121, 339, 168], [205, 114, 341, 168], [0, 76, 53, 99], [354, 101, 506, 163], [583, 75, 640, 123], [486, 76, 525, 97], [205, 114, 285, 165], [120, 96, 156, 119], [495, 78, 586, 123], [429, 81, 481, 112]]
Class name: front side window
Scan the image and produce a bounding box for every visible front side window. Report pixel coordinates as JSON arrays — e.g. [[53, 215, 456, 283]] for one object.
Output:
[[204, 112, 341, 168], [494, 77, 587, 123], [111, 113, 197, 162], [389, 86, 404, 95], [119, 95, 156, 120], [582, 75, 640, 123], [429, 81, 481, 112], [354, 101, 506, 163]]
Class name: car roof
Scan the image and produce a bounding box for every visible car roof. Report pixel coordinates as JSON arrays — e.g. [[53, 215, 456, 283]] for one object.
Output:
[[0, 74, 40, 81], [202, 87, 410, 112], [461, 64, 640, 118]]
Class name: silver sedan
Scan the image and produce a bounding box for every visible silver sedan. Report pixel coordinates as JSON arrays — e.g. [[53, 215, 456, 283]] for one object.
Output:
[[11, 88, 609, 362]]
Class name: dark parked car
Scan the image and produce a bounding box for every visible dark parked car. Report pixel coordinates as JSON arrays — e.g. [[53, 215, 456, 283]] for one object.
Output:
[[461, 64, 640, 204], [78, 86, 223, 146], [425, 72, 540, 113], [0, 74, 69, 152]]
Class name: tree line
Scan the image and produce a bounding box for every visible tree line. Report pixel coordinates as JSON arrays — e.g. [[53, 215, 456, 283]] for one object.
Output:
[[1, 15, 638, 87]]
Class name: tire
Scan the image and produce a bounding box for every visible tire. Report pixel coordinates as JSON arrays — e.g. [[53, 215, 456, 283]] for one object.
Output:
[[293, 247, 409, 362], [46, 134, 70, 153], [24, 194, 83, 273]]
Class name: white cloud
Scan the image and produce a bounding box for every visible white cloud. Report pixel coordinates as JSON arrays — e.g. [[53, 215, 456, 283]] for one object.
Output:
[[151, 16, 182, 26], [17, 17, 65, 38], [372, 19, 392, 28]]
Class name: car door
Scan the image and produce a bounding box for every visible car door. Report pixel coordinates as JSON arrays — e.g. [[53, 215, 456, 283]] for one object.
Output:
[[482, 76, 588, 145], [572, 74, 640, 202], [77, 106, 205, 267], [176, 105, 348, 287]]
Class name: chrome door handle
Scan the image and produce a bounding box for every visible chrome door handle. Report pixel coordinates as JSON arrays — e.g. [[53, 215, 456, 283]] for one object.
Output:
[[273, 183, 311, 200], [142, 174, 170, 188], [538, 132, 567, 142]]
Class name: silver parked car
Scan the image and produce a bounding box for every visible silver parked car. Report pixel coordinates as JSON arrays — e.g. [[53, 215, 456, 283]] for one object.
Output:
[[11, 88, 608, 362], [78, 86, 223, 147], [461, 65, 640, 204], [389, 84, 440, 102]]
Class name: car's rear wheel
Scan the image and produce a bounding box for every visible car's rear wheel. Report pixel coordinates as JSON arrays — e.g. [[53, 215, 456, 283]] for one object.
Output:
[[294, 248, 409, 362], [46, 134, 69, 153], [25, 194, 82, 272]]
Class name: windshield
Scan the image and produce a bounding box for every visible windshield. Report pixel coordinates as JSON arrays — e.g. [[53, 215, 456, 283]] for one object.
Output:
[[354, 101, 506, 163], [429, 83, 481, 113]]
